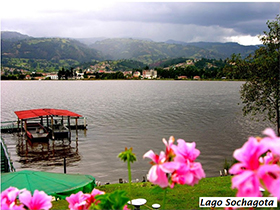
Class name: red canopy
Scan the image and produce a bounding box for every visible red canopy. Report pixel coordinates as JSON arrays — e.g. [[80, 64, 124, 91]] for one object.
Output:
[[15, 109, 82, 120]]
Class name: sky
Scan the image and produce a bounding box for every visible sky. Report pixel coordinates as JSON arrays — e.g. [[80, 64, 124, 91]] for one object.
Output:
[[1, 1, 280, 45]]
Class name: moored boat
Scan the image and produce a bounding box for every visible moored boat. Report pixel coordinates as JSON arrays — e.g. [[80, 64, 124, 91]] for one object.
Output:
[[25, 122, 49, 142], [48, 124, 70, 139]]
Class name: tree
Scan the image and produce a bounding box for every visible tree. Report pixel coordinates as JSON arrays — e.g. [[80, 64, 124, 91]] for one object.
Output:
[[234, 15, 280, 135]]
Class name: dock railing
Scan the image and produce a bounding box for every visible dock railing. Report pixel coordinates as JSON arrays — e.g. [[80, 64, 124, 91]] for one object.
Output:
[[1, 121, 18, 133], [1, 137, 16, 172]]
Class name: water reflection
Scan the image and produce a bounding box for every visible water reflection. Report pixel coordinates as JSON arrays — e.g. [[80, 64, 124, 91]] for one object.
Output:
[[15, 134, 81, 167]]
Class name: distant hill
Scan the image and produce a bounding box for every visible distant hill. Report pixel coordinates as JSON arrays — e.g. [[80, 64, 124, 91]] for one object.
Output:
[[1, 36, 103, 62], [90, 38, 258, 64], [166, 39, 259, 58], [90, 38, 225, 64], [1, 31, 31, 41], [75, 37, 107, 46], [1, 31, 260, 72]]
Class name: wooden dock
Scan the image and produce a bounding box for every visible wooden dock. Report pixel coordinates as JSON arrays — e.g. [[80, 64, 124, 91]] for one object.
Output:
[[1, 117, 87, 134], [1, 137, 16, 172], [1, 121, 18, 133]]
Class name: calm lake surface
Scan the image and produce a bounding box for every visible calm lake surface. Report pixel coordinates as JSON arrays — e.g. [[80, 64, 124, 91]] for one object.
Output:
[[1, 80, 273, 184]]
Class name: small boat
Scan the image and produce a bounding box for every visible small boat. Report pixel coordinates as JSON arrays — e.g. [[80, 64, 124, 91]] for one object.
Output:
[[48, 124, 70, 139], [25, 123, 49, 142]]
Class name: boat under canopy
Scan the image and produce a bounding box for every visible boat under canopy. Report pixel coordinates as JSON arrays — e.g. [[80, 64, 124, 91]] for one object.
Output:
[[25, 122, 50, 142], [14, 109, 85, 141], [1, 170, 96, 199]]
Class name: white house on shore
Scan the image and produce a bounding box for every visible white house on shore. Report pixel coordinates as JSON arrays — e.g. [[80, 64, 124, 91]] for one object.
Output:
[[142, 70, 157, 79], [76, 72, 84, 79], [45, 74, 58, 80]]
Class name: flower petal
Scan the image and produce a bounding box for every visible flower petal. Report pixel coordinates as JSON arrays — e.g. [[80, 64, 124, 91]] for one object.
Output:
[[160, 161, 181, 173], [258, 164, 280, 200], [143, 150, 158, 163], [231, 171, 261, 197]]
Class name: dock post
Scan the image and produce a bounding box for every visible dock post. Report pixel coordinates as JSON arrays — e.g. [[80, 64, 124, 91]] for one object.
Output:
[[75, 118, 78, 149], [64, 157, 66, 174], [75, 118, 78, 137], [51, 116, 54, 140], [21, 120, 23, 136], [17, 119, 20, 133], [24, 120, 27, 136], [47, 116, 49, 127], [68, 116, 71, 140]]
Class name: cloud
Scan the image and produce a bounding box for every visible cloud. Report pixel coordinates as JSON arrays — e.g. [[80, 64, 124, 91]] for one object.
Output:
[[1, 1, 279, 45]]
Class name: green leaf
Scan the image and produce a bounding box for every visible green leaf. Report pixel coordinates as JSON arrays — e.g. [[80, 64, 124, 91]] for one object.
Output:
[[118, 147, 137, 163], [94, 190, 130, 210]]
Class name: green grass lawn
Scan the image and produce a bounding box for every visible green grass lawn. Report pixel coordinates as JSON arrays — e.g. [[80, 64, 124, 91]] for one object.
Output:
[[51, 176, 277, 209], [52, 176, 235, 209]]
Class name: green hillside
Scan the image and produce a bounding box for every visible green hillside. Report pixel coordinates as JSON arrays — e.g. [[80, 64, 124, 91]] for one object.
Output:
[[1, 31, 259, 72], [186, 42, 258, 58], [1, 32, 105, 72], [1, 37, 103, 62], [90, 38, 223, 64]]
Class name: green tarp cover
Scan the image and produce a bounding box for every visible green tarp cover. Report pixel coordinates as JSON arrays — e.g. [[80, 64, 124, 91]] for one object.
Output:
[[1, 170, 96, 199]]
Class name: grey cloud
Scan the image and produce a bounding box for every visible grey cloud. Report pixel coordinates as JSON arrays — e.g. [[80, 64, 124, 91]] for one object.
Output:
[[1, 2, 279, 44], [87, 2, 279, 35]]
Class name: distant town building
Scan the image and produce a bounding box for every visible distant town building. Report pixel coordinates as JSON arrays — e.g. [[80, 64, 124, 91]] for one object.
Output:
[[142, 70, 157, 79], [25, 75, 31, 80], [76, 72, 84, 79], [186, 60, 194, 65], [123, 71, 133, 76], [178, 76, 188, 80], [193, 76, 201, 80], [133, 71, 141, 78], [45, 74, 58, 80]]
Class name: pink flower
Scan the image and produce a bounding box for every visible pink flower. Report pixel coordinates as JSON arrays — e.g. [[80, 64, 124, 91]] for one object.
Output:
[[259, 152, 279, 165], [262, 128, 280, 156], [231, 170, 261, 197], [123, 204, 130, 210], [66, 191, 91, 210], [258, 164, 280, 200], [19, 190, 52, 210], [171, 140, 205, 186], [162, 136, 175, 158], [1, 187, 24, 210], [143, 150, 180, 188], [172, 160, 205, 187], [229, 136, 267, 175], [230, 129, 280, 199], [144, 138, 205, 188], [86, 189, 105, 206], [229, 137, 267, 197], [171, 140, 200, 162]]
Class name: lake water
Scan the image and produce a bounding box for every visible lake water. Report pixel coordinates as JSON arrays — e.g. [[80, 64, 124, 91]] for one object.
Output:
[[0, 80, 273, 184]]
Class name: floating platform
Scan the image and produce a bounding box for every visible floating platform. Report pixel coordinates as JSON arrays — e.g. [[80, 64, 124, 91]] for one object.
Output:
[[1, 118, 87, 133], [1, 109, 87, 140]]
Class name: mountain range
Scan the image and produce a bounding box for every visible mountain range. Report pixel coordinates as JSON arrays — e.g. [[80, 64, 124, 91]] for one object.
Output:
[[1, 31, 259, 70]]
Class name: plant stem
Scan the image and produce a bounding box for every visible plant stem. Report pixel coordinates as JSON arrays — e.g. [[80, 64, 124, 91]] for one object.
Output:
[[128, 160, 133, 210], [128, 161, 132, 196], [163, 188, 167, 210]]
